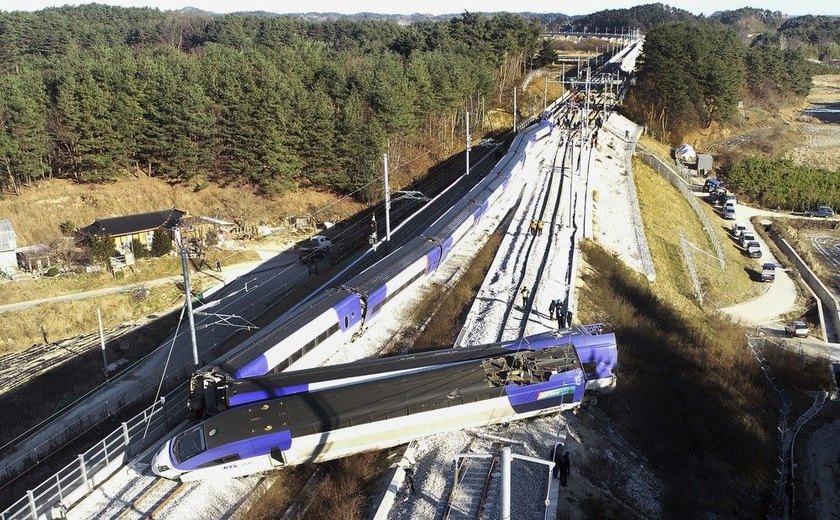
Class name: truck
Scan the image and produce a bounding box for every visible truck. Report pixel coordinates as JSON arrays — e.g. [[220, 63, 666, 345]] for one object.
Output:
[[784, 320, 809, 338], [704, 178, 724, 193], [746, 241, 762, 258], [804, 206, 835, 218], [760, 263, 776, 282], [297, 235, 332, 263]]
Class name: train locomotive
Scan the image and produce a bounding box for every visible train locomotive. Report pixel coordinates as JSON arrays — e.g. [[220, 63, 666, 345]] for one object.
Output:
[[153, 327, 617, 481]]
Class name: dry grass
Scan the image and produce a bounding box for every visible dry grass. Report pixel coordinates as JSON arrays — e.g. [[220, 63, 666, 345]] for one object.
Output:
[[240, 468, 310, 520], [577, 242, 776, 518], [0, 250, 258, 306], [763, 343, 836, 392], [303, 451, 391, 520], [0, 283, 186, 353], [412, 227, 505, 351], [633, 158, 763, 310], [772, 217, 840, 284], [0, 176, 366, 246]]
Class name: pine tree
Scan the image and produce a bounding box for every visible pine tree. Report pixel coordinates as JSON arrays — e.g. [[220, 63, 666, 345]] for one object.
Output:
[[151, 228, 173, 257]]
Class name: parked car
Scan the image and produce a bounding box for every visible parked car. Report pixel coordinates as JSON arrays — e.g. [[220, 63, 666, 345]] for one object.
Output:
[[739, 231, 755, 248], [760, 263, 776, 282], [709, 188, 731, 206], [297, 235, 333, 263], [746, 241, 762, 258], [704, 178, 724, 192], [730, 223, 746, 237], [723, 206, 736, 220], [784, 320, 809, 338], [804, 206, 835, 218]]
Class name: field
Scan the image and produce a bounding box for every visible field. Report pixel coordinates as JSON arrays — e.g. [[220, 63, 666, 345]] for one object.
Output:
[[692, 74, 840, 172]]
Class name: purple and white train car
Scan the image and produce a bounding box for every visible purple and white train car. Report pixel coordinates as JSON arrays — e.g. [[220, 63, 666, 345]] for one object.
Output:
[[216, 289, 364, 380], [154, 328, 617, 481]]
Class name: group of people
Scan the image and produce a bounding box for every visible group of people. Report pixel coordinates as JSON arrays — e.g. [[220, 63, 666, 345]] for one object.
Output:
[[528, 220, 545, 236], [519, 288, 573, 329], [548, 299, 573, 329]]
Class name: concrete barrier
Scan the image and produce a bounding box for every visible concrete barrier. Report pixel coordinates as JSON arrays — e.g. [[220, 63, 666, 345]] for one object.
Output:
[[766, 228, 840, 342]]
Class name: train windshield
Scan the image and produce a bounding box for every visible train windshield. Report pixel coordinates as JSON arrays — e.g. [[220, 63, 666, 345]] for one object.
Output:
[[171, 425, 206, 464]]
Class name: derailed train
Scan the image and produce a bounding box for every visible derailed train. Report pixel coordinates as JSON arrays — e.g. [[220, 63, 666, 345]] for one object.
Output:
[[153, 327, 617, 481], [190, 118, 555, 400]]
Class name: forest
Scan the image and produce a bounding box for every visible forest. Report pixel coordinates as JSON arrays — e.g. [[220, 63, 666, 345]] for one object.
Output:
[[725, 157, 840, 211], [624, 18, 815, 141], [0, 6, 540, 197]]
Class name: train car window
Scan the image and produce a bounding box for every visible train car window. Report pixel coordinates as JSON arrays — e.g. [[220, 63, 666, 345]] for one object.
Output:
[[171, 426, 206, 464], [329, 323, 340, 335], [344, 316, 349, 328]]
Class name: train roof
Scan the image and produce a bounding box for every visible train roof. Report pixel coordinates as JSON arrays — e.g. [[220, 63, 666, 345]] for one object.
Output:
[[345, 235, 431, 291], [203, 345, 583, 449], [217, 288, 350, 375], [224, 338, 576, 403]]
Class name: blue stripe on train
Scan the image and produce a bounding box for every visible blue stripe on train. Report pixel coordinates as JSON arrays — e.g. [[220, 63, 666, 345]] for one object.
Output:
[[505, 369, 585, 413], [174, 430, 293, 471]]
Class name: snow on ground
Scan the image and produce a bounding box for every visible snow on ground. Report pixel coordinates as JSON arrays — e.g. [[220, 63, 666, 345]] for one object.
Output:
[[460, 129, 570, 346], [590, 115, 648, 276]]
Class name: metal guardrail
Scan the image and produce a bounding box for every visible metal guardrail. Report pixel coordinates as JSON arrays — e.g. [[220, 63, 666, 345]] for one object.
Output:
[[635, 147, 726, 269], [0, 387, 186, 520]]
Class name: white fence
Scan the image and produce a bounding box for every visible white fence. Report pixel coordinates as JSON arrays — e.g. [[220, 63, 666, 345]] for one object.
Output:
[[0, 385, 187, 520]]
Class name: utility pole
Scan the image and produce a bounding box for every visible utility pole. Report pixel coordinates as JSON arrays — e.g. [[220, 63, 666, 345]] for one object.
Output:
[[383, 154, 391, 242], [97, 308, 108, 377], [543, 75, 548, 112], [500, 446, 511, 520], [513, 86, 517, 131], [174, 227, 199, 366], [465, 108, 471, 176]]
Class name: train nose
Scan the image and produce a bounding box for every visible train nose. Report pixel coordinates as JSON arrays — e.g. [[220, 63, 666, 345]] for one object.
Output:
[[151, 443, 178, 479]]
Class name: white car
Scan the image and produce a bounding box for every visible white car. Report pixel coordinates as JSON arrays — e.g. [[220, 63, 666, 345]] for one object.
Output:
[[784, 320, 809, 338]]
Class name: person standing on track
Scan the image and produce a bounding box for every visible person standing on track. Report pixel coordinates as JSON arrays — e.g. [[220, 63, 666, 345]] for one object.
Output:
[[559, 451, 571, 487], [520, 286, 530, 309], [529, 220, 537, 235], [537, 220, 544, 235]]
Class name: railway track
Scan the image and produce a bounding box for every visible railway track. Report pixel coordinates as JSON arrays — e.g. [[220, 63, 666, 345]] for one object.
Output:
[[496, 124, 576, 341], [0, 322, 140, 394], [442, 451, 499, 520]]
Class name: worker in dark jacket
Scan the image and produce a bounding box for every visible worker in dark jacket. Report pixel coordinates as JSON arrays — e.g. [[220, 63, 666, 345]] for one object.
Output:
[[552, 444, 563, 479], [559, 450, 571, 487], [548, 299, 557, 319], [520, 286, 530, 309]]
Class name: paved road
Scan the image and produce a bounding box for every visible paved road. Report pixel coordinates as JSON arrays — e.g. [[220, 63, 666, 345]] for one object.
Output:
[[720, 203, 800, 325]]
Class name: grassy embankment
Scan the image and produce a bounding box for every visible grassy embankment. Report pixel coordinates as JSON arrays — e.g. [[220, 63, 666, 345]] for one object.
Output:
[[577, 143, 834, 516]]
